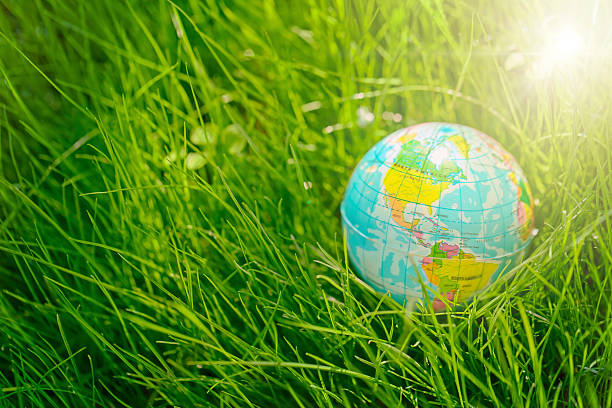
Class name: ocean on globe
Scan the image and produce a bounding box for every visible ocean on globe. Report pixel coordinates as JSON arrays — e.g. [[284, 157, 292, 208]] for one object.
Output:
[[341, 122, 535, 310]]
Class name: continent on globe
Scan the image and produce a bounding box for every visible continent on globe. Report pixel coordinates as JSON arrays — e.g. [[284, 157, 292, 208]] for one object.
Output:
[[421, 241, 498, 303], [508, 173, 535, 241], [399, 218, 430, 248], [383, 132, 465, 219], [447, 134, 470, 159], [384, 167, 450, 217]]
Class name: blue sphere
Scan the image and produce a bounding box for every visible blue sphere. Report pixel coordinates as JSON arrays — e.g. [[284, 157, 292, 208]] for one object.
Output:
[[341, 123, 534, 310]]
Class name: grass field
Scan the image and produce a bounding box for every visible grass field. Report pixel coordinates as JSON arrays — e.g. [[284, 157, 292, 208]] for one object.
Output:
[[1, 0, 611, 406]]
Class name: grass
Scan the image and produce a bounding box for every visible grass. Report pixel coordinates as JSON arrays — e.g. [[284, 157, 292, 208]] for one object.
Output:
[[0, 0, 611, 406]]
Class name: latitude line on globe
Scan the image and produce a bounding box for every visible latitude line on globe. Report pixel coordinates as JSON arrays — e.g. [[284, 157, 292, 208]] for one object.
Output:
[[348, 177, 528, 243], [353, 158, 519, 213]]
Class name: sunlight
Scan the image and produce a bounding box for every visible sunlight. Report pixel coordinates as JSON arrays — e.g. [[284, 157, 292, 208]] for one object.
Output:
[[545, 28, 582, 62], [533, 26, 585, 77]]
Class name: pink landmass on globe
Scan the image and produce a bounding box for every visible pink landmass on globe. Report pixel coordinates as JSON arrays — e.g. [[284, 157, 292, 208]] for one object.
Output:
[[517, 201, 526, 225], [439, 242, 460, 258], [432, 291, 456, 311]]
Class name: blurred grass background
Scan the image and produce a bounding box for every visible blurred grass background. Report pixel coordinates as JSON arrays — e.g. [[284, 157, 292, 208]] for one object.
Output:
[[0, 0, 611, 406]]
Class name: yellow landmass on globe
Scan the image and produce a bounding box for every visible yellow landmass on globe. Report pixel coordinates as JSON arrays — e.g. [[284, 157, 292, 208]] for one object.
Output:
[[422, 254, 498, 302], [384, 164, 448, 216], [448, 134, 469, 159], [393, 131, 417, 145], [519, 203, 534, 240], [508, 172, 535, 241]]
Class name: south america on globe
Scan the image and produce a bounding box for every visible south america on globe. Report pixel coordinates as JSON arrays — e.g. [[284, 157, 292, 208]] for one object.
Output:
[[341, 122, 535, 311]]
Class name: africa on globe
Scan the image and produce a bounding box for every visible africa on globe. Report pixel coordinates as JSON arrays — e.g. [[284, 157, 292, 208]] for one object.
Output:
[[341, 122, 535, 310]]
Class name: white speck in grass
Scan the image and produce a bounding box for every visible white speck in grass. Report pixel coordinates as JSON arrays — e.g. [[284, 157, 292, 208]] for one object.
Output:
[[196, 364, 203, 369], [357, 106, 374, 127], [593, 234, 599, 240], [353, 92, 365, 100], [531, 228, 539, 237], [287, 158, 295, 165], [221, 94, 233, 103], [298, 143, 316, 151], [171, 13, 183, 39], [243, 48, 255, 57], [303, 181, 313, 190], [155, 178, 166, 193], [301, 101, 322, 112], [504, 52, 525, 71], [190, 127, 206, 145], [393, 113, 403, 123], [164, 151, 177, 165], [534, 198, 541, 206], [323, 122, 353, 134], [562, 210, 567, 215], [291, 26, 314, 43], [223, 124, 248, 155], [191, 125, 217, 145], [185, 153, 206, 170]]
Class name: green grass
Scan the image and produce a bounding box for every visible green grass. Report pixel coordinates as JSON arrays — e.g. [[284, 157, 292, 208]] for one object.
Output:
[[0, 0, 611, 406]]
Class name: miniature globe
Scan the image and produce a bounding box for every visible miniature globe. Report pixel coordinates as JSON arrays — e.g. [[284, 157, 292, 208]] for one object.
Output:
[[341, 122, 534, 310]]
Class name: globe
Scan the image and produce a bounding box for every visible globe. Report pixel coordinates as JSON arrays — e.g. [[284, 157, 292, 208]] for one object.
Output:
[[341, 122, 535, 310]]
